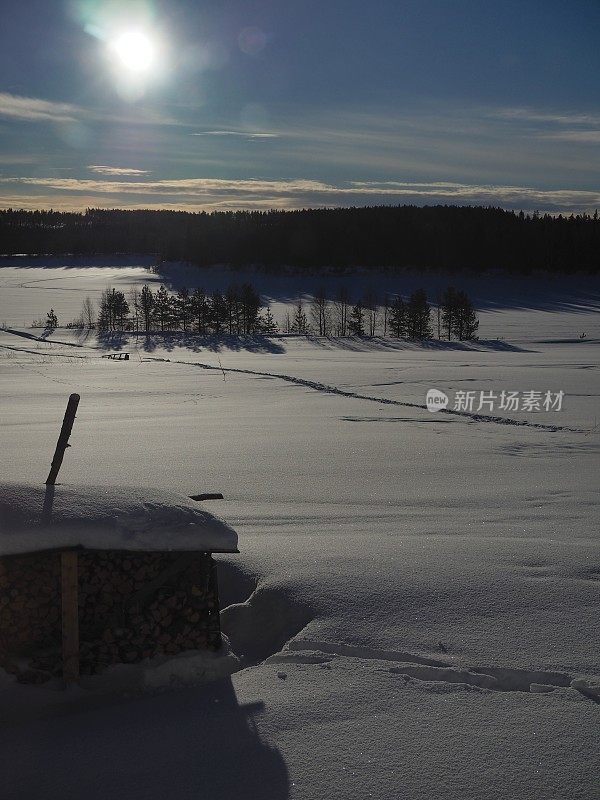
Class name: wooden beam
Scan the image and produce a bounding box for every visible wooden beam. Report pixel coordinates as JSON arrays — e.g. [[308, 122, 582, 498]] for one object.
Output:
[[46, 393, 80, 486], [61, 551, 79, 683]]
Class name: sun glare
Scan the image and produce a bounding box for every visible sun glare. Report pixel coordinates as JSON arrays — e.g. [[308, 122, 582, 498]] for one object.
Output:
[[111, 31, 155, 73]]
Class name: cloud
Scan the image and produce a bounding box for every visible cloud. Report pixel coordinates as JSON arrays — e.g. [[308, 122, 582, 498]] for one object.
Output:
[[0, 92, 181, 129], [191, 130, 279, 139], [540, 130, 600, 144], [490, 107, 600, 127], [2, 175, 599, 214], [0, 93, 80, 123], [88, 165, 150, 176]]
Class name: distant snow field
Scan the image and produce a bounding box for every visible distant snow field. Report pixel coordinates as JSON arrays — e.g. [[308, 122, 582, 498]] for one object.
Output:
[[0, 260, 599, 800]]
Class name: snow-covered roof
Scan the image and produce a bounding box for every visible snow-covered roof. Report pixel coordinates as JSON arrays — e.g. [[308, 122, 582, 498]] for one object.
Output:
[[0, 482, 238, 557]]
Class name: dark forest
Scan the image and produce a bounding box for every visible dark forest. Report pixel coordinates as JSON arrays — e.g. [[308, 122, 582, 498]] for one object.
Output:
[[1, 205, 598, 274]]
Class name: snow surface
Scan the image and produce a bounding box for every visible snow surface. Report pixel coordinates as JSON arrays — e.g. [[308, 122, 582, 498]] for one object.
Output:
[[0, 262, 599, 800], [0, 482, 238, 556]]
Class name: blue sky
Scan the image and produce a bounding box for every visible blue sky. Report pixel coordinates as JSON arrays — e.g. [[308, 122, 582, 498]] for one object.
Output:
[[0, 0, 599, 212]]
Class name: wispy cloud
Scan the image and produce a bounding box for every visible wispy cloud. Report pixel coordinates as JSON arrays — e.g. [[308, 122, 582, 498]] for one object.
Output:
[[489, 106, 600, 147], [88, 165, 150, 176], [490, 107, 600, 127], [2, 175, 599, 213], [0, 92, 181, 129], [0, 92, 80, 123], [191, 130, 280, 139]]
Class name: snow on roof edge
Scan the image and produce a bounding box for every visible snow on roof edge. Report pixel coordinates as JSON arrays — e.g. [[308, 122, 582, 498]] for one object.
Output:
[[0, 482, 239, 557]]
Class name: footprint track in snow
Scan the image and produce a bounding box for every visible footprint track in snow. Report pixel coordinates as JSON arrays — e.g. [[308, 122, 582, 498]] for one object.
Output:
[[147, 357, 583, 433], [277, 639, 596, 701]]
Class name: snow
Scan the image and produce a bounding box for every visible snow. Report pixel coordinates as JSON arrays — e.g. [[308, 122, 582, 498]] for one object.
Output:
[[0, 482, 238, 555], [0, 261, 599, 800]]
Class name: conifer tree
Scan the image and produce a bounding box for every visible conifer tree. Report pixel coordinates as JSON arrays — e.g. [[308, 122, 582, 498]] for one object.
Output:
[[210, 292, 228, 334], [176, 287, 192, 332], [440, 286, 459, 340], [454, 291, 479, 340], [97, 288, 128, 331], [224, 285, 240, 334], [140, 284, 154, 333], [191, 287, 209, 334], [257, 306, 279, 334], [388, 294, 406, 337], [153, 285, 170, 332], [348, 300, 365, 336], [406, 289, 432, 339], [291, 300, 308, 334], [239, 283, 262, 334]]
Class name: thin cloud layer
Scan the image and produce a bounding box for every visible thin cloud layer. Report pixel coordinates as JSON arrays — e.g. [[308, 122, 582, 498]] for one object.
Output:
[[191, 131, 279, 139], [88, 165, 150, 176], [0, 93, 80, 123], [2, 175, 599, 214]]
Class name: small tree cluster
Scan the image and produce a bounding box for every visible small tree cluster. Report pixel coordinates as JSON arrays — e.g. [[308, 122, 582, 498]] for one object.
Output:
[[439, 287, 479, 340], [388, 288, 478, 341], [97, 282, 278, 335]]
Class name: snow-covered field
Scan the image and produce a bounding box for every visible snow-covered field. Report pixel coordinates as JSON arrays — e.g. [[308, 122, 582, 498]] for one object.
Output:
[[0, 262, 599, 800]]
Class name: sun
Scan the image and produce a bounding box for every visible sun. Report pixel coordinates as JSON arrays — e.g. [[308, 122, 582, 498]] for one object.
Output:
[[110, 31, 155, 73]]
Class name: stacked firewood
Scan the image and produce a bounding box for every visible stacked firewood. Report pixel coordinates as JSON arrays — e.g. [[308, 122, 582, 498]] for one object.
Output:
[[0, 550, 221, 682], [0, 552, 61, 662]]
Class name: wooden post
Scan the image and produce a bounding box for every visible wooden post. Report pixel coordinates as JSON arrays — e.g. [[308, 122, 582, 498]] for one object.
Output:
[[46, 393, 80, 485], [61, 550, 79, 683]]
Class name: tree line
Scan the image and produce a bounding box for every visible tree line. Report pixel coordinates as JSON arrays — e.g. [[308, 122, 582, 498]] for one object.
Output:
[[96, 283, 278, 335], [2, 205, 599, 274], [284, 285, 478, 339], [53, 283, 478, 341]]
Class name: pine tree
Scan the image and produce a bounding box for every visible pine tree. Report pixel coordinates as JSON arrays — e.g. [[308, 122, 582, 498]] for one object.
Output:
[[257, 306, 279, 334], [112, 289, 130, 330], [191, 288, 209, 334], [388, 294, 406, 337], [140, 284, 154, 333], [348, 300, 365, 336], [96, 288, 129, 331], [176, 287, 192, 332], [239, 283, 262, 334], [153, 285, 170, 332], [406, 289, 432, 339], [454, 291, 479, 340], [291, 300, 308, 334], [224, 285, 240, 334], [210, 292, 228, 334], [440, 286, 459, 340]]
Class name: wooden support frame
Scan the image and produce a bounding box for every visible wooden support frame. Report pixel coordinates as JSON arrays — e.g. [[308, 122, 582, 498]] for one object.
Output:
[[61, 550, 79, 683]]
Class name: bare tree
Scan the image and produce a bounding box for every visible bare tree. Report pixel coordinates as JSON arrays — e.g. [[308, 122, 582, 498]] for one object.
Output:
[[128, 287, 141, 334], [82, 296, 96, 329], [332, 286, 350, 336], [381, 293, 390, 337], [363, 289, 378, 337], [310, 287, 330, 336]]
